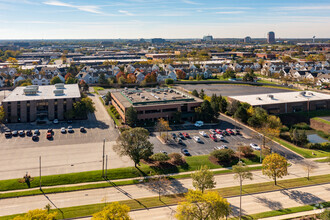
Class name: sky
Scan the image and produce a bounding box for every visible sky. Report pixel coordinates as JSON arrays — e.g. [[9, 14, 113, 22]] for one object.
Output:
[[0, 0, 329, 39]]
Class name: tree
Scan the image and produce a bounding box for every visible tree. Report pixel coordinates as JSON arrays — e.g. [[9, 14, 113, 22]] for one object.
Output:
[[98, 73, 108, 85], [125, 106, 138, 127], [13, 209, 57, 220], [191, 165, 216, 193], [113, 127, 153, 167], [150, 153, 170, 162], [234, 106, 249, 123], [104, 92, 111, 105], [227, 100, 241, 115], [191, 89, 199, 97], [176, 190, 231, 220], [233, 161, 253, 220], [79, 80, 89, 92], [211, 149, 235, 165], [165, 78, 174, 85], [176, 69, 186, 79], [65, 77, 77, 84], [16, 79, 32, 87], [155, 118, 171, 141], [0, 106, 5, 123], [50, 76, 62, 85], [300, 160, 318, 180], [223, 69, 236, 79], [219, 96, 228, 113], [199, 89, 205, 99], [147, 176, 172, 200], [81, 97, 95, 113], [262, 153, 288, 185], [194, 100, 215, 122], [92, 202, 131, 220]]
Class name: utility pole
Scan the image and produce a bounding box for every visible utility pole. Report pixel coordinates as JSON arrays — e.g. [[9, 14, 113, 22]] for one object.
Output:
[[39, 156, 41, 190], [102, 138, 105, 177], [105, 155, 108, 179]]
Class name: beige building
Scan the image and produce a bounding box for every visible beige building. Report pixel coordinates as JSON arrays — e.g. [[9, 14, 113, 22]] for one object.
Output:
[[111, 87, 203, 124], [2, 84, 81, 123]]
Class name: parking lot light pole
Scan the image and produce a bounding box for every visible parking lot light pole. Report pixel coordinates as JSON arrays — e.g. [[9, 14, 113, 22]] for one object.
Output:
[[39, 156, 41, 190], [102, 138, 105, 177], [105, 155, 108, 179]]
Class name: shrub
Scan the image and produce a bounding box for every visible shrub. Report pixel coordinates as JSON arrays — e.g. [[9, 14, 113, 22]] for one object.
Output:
[[292, 122, 310, 130], [189, 76, 194, 80], [150, 153, 170, 162], [211, 149, 235, 164], [169, 153, 184, 165], [165, 78, 174, 84], [238, 146, 254, 157], [280, 125, 289, 132], [305, 142, 330, 151]]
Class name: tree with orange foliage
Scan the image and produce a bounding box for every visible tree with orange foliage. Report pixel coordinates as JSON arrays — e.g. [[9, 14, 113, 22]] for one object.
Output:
[[116, 72, 126, 81], [126, 73, 137, 84], [65, 73, 73, 81], [176, 69, 186, 80]]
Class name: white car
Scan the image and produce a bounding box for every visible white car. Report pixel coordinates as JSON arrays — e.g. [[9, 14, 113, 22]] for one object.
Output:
[[216, 134, 224, 140], [250, 143, 261, 150], [194, 121, 204, 127], [60, 127, 66, 133], [214, 145, 228, 150], [68, 126, 74, 133], [209, 129, 216, 135], [193, 136, 201, 143], [199, 131, 207, 137]]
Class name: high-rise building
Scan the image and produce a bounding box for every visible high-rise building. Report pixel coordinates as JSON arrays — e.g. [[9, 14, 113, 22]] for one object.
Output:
[[244, 36, 251, 43], [267, 31, 275, 44], [202, 35, 213, 41]]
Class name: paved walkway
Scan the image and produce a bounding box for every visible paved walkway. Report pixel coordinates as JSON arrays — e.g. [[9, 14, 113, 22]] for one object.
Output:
[[0, 162, 329, 216]]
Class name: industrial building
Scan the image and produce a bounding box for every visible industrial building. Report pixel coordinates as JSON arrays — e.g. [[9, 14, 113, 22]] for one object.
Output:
[[229, 91, 330, 114], [1, 84, 81, 123], [111, 87, 203, 123]]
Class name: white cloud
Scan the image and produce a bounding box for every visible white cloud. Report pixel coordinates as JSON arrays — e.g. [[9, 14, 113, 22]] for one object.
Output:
[[182, 0, 201, 5], [276, 5, 330, 10], [118, 10, 134, 16], [216, 11, 244, 14], [43, 0, 102, 14]]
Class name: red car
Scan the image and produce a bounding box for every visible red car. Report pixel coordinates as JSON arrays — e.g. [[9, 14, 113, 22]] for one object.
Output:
[[182, 132, 190, 138], [226, 129, 234, 135], [215, 129, 222, 134], [209, 134, 217, 141], [46, 132, 52, 139]]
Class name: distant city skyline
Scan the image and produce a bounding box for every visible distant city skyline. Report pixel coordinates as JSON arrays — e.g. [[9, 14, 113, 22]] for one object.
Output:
[[0, 0, 329, 39]]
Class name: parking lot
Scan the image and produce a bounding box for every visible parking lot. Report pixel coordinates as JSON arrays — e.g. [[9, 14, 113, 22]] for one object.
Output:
[[149, 116, 302, 160]]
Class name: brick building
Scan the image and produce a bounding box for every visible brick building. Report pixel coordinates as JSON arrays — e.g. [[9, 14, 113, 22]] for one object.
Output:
[[229, 91, 330, 114], [111, 87, 203, 124], [1, 84, 81, 123]]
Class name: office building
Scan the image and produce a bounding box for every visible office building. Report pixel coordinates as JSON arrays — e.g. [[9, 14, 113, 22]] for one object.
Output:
[[267, 31, 275, 44], [244, 36, 252, 43]]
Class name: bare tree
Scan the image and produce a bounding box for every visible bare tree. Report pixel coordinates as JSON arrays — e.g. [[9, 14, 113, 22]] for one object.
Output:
[[300, 160, 318, 180], [147, 176, 172, 200]]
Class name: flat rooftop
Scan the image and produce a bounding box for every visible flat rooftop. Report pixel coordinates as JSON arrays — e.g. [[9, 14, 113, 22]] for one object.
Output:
[[229, 91, 330, 106], [2, 84, 81, 102], [112, 88, 202, 108]]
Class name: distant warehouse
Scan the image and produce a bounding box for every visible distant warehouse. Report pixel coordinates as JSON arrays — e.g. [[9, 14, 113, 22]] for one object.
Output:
[[229, 91, 330, 114], [2, 84, 81, 123], [111, 87, 203, 124]]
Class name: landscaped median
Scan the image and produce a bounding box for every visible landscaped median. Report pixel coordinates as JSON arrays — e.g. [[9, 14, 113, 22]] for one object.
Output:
[[0, 155, 262, 197], [1, 174, 330, 220]]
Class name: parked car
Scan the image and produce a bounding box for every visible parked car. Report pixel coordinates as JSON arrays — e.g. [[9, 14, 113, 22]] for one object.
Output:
[[34, 129, 40, 135], [194, 121, 204, 127], [68, 126, 74, 133], [199, 131, 207, 137], [19, 130, 25, 137], [26, 130, 32, 136], [209, 129, 216, 135], [177, 137, 183, 144], [12, 130, 18, 137], [67, 120, 73, 124], [80, 127, 86, 132], [215, 129, 222, 134], [214, 145, 228, 150], [216, 134, 224, 141], [226, 128, 234, 135], [178, 132, 184, 139], [181, 148, 191, 156], [250, 143, 261, 150], [47, 128, 53, 133], [222, 130, 229, 135], [32, 134, 39, 141], [209, 134, 217, 141], [160, 150, 168, 155], [46, 132, 52, 139], [232, 129, 239, 135], [193, 136, 201, 143], [171, 133, 177, 139], [53, 119, 59, 124], [182, 132, 190, 138], [61, 127, 66, 133], [5, 129, 12, 138]]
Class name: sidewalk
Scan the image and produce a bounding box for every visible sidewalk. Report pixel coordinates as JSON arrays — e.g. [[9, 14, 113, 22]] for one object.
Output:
[[259, 209, 325, 220]]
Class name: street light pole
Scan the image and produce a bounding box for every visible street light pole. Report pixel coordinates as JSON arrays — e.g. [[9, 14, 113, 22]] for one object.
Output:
[[39, 156, 41, 190], [102, 138, 105, 177], [105, 155, 108, 179]]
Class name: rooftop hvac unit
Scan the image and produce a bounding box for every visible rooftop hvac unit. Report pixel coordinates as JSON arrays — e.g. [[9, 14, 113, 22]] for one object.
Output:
[[267, 95, 274, 99], [53, 89, 64, 96], [55, 83, 65, 89], [300, 91, 306, 96], [256, 97, 262, 100], [308, 92, 314, 96], [24, 88, 38, 95], [27, 85, 39, 91]]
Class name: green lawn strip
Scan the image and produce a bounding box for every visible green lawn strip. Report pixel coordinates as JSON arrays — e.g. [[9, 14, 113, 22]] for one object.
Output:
[[105, 105, 121, 126], [0, 155, 260, 192], [312, 117, 330, 126], [273, 137, 329, 158], [315, 157, 330, 163], [230, 201, 330, 220], [2, 174, 329, 220], [98, 96, 104, 105], [0, 166, 263, 199]]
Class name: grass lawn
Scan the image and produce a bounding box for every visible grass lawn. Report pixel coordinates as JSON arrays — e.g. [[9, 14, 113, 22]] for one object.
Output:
[[257, 79, 280, 85], [106, 105, 121, 126], [2, 174, 329, 220], [273, 137, 330, 158], [0, 155, 261, 192], [315, 157, 330, 163], [312, 117, 330, 125], [92, 86, 104, 94]]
